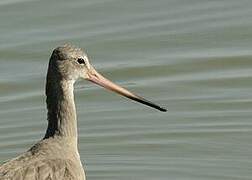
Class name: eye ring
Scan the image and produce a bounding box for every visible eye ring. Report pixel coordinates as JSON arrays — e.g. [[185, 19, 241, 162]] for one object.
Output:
[[77, 58, 86, 65]]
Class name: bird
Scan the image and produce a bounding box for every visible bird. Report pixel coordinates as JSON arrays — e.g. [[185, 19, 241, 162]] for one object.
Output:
[[0, 44, 167, 180]]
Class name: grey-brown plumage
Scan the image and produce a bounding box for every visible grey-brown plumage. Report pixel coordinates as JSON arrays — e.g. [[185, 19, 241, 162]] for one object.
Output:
[[0, 44, 166, 180], [0, 45, 86, 180]]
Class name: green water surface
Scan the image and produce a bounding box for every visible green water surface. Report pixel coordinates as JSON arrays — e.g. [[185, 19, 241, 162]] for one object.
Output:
[[0, 0, 252, 179]]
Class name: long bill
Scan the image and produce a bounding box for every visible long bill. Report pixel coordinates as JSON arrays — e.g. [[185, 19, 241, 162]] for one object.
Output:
[[86, 67, 167, 112]]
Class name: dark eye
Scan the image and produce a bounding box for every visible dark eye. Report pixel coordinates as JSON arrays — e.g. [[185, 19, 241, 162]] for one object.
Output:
[[77, 58, 85, 65]]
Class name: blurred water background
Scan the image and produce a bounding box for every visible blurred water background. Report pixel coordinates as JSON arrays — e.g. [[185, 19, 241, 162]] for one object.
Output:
[[0, 0, 252, 179]]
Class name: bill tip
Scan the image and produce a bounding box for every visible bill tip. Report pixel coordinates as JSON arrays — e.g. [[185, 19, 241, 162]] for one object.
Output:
[[159, 107, 167, 112]]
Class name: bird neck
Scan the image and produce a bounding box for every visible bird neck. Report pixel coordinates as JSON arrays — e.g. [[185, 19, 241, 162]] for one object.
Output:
[[44, 76, 78, 143]]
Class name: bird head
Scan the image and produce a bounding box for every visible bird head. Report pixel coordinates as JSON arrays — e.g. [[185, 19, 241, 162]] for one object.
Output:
[[48, 44, 167, 112]]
